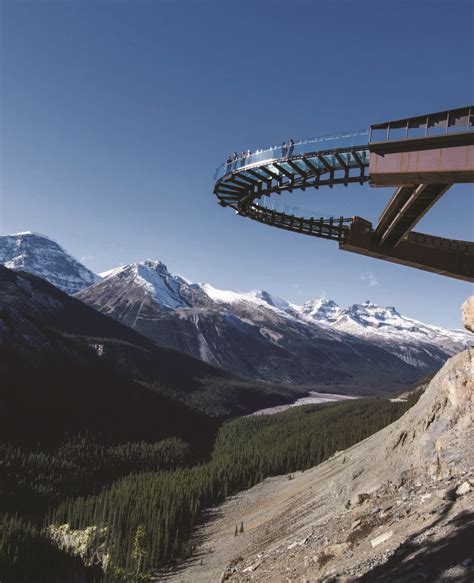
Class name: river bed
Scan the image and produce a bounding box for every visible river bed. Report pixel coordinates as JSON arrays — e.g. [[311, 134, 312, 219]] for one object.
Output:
[[251, 391, 358, 416]]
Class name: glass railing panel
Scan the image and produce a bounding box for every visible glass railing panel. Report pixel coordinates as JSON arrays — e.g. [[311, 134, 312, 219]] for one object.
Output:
[[369, 108, 473, 144], [447, 110, 470, 130], [388, 127, 407, 141], [214, 130, 370, 179], [370, 127, 389, 142]]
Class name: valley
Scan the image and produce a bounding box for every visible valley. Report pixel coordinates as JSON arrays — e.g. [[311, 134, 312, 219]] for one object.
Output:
[[0, 232, 471, 582], [163, 347, 474, 582]]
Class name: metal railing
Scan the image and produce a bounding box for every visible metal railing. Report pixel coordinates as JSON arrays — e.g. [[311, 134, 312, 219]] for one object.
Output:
[[369, 106, 473, 143], [255, 199, 330, 220]]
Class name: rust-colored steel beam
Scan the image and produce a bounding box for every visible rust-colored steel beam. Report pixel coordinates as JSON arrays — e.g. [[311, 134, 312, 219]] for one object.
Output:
[[376, 183, 452, 247], [341, 218, 474, 282], [375, 185, 417, 237], [369, 140, 474, 186]]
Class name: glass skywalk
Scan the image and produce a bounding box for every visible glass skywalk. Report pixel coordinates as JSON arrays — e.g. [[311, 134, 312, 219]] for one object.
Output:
[[214, 129, 370, 181]]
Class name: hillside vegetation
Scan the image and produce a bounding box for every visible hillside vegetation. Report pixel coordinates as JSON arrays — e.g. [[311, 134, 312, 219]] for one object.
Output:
[[1, 394, 421, 582]]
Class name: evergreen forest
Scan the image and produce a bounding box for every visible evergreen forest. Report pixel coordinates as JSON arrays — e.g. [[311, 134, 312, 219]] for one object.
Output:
[[1, 392, 422, 582]]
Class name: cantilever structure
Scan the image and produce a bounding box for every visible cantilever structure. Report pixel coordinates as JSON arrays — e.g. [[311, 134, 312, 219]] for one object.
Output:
[[213, 106, 474, 282]]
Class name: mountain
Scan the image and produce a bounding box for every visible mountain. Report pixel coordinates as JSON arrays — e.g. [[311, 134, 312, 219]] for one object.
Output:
[[3, 231, 469, 392], [76, 261, 431, 393], [0, 232, 99, 294], [0, 266, 305, 446], [299, 299, 470, 370]]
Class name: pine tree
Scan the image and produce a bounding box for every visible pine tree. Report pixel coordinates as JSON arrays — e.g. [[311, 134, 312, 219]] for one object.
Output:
[[132, 525, 147, 580]]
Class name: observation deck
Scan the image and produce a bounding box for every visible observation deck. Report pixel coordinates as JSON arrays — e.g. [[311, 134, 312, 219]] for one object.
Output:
[[213, 106, 474, 282]]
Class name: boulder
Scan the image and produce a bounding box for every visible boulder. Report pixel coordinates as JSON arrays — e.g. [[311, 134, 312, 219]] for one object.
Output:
[[370, 530, 393, 548], [455, 481, 471, 497], [462, 296, 474, 333]]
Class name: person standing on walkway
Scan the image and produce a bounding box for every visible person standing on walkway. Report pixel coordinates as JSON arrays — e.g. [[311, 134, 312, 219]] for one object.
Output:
[[288, 138, 295, 156], [281, 141, 287, 157]]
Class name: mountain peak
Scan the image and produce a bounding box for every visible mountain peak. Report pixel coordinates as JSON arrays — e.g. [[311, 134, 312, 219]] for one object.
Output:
[[130, 259, 172, 279], [346, 301, 401, 321], [0, 232, 99, 294], [200, 283, 292, 312], [97, 259, 190, 310], [101, 259, 170, 279], [300, 297, 342, 322], [136, 258, 168, 270]]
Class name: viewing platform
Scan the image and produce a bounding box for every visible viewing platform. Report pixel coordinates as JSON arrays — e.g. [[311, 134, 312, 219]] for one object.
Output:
[[212, 106, 474, 282]]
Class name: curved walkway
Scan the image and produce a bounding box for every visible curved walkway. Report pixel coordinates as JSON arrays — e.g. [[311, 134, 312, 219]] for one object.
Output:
[[213, 131, 370, 240]]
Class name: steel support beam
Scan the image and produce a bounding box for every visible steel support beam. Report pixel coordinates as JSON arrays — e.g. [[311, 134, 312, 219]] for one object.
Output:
[[377, 183, 451, 247], [272, 162, 294, 180], [341, 218, 474, 282]]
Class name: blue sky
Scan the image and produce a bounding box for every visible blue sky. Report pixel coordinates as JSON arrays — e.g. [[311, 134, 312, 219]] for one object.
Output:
[[1, 0, 473, 328]]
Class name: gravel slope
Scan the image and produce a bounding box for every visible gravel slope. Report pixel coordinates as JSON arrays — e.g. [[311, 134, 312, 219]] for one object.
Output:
[[161, 347, 473, 582]]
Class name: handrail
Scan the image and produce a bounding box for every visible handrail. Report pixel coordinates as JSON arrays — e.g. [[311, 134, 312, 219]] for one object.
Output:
[[214, 129, 370, 180], [369, 105, 473, 142]]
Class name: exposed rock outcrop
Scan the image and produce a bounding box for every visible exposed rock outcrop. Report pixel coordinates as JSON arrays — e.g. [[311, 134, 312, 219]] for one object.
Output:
[[462, 295, 474, 333]]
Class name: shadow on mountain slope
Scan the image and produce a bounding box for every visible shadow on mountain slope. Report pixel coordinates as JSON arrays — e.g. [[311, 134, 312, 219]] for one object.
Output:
[[360, 509, 474, 582]]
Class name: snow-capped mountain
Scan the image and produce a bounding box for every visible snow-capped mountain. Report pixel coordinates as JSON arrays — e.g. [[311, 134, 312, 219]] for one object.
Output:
[[332, 300, 468, 346], [99, 261, 191, 310], [4, 230, 470, 392], [0, 232, 99, 294], [299, 298, 343, 322], [299, 299, 470, 369], [76, 258, 471, 392], [201, 283, 294, 313]]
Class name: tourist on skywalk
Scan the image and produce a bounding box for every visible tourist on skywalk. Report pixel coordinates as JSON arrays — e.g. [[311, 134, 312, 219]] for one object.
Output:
[[288, 138, 295, 156], [225, 155, 233, 173], [281, 141, 287, 157], [240, 151, 246, 167], [232, 152, 238, 170]]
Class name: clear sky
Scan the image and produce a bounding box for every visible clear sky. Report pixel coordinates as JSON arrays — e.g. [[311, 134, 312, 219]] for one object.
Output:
[[1, 0, 473, 329]]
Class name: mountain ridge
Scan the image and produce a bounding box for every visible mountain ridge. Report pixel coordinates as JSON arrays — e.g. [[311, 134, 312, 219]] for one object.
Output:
[[79, 258, 470, 382], [1, 232, 471, 391], [76, 262, 427, 392]]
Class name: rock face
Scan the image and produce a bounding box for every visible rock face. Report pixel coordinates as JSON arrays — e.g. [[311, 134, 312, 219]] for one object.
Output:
[[463, 296, 474, 333], [346, 347, 473, 489], [169, 346, 474, 582]]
